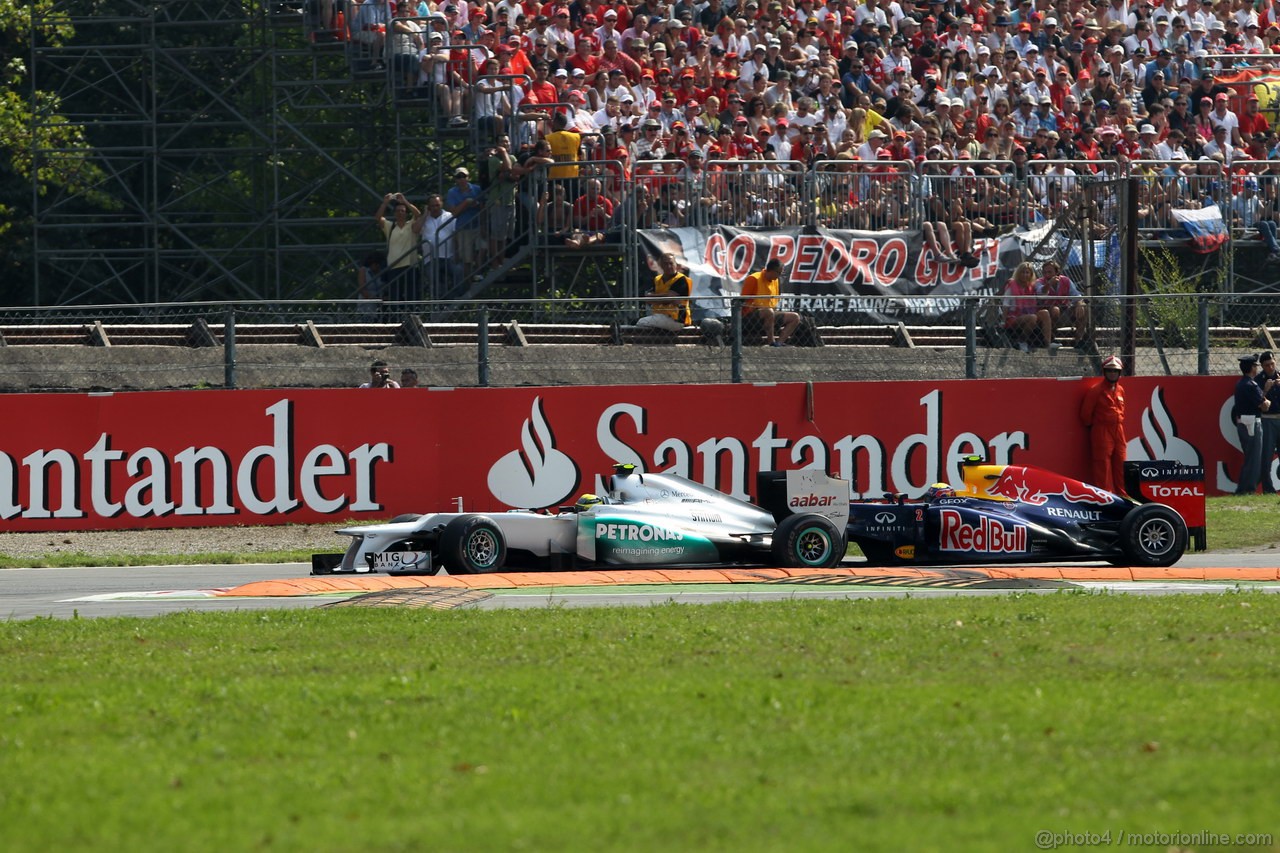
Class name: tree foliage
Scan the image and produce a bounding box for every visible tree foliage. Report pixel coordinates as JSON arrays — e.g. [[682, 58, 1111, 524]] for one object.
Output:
[[0, 1, 114, 300]]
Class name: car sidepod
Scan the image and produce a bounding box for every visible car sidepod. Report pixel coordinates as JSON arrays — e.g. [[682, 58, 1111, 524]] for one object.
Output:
[[845, 503, 924, 565], [579, 503, 724, 565]]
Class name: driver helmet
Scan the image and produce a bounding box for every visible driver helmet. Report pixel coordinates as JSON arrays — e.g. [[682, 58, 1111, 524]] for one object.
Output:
[[1102, 355, 1123, 372], [576, 493, 604, 511], [925, 482, 955, 501]]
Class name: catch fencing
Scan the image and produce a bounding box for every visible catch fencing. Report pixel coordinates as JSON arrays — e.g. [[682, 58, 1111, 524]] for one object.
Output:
[[1, 294, 1276, 392]]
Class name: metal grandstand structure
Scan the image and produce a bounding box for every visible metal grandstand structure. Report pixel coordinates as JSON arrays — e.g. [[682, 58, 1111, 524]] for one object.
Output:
[[29, 0, 479, 306], [27, 3, 1272, 309]]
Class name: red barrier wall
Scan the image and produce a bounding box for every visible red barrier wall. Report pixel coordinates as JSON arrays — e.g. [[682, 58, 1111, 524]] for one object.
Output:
[[0, 377, 1249, 532]]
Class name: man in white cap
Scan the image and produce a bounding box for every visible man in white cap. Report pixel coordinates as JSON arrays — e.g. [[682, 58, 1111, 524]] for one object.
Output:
[[857, 127, 886, 161], [1136, 122, 1158, 150]]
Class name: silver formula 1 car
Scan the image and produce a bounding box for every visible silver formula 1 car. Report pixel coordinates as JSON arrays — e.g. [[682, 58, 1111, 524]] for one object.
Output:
[[312, 464, 851, 575]]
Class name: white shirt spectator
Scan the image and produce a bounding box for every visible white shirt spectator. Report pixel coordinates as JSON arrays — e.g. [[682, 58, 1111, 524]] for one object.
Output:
[[1202, 138, 1239, 166], [942, 33, 978, 56], [494, 0, 523, 22], [419, 210, 455, 260], [1102, 0, 1129, 26], [824, 111, 848, 142], [789, 107, 821, 132], [765, 130, 792, 160], [881, 51, 911, 77], [633, 82, 660, 110], [1154, 139, 1189, 161], [1025, 80, 1052, 104], [545, 24, 575, 52], [854, 5, 890, 29], [1209, 107, 1240, 136], [740, 56, 771, 88]]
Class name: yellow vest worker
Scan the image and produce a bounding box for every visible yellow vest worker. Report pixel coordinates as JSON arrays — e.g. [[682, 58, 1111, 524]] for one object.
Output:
[[651, 270, 692, 325], [545, 113, 581, 180], [636, 253, 693, 332]]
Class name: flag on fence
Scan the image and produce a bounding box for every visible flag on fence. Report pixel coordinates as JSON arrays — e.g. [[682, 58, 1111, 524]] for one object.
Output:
[[1065, 239, 1111, 270], [1171, 205, 1229, 253]]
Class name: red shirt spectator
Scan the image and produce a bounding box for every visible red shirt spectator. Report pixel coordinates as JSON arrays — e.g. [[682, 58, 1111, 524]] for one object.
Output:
[[1239, 97, 1271, 142], [676, 73, 705, 104], [567, 41, 600, 77], [729, 120, 758, 157], [1075, 126, 1101, 161], [526, 65, 557, 104], [572, 183, 614, 231], [668, 122, 694, 159], [598, 41, 642, 82], [598, 5, 630, 30]]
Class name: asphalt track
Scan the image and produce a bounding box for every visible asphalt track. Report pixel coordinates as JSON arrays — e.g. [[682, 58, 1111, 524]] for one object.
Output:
[[4, 551, 1280, 620]]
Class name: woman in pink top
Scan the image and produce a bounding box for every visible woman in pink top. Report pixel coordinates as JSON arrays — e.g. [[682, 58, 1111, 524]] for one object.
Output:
[[1003, 261, 1055, 351], [1035, 259, 1091, 349]]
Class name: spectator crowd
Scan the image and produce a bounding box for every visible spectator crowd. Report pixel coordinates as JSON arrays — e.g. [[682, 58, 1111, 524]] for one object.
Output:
[[331, 0, 1280, 295]]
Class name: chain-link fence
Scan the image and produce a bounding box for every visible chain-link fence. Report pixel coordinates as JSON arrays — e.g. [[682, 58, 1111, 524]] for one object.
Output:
[[1, 295, 1277, 392]]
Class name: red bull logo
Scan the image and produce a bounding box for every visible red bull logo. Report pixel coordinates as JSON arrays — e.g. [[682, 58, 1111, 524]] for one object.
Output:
[[984, 466, 1115, 506], [939, 510, 1027, 553]]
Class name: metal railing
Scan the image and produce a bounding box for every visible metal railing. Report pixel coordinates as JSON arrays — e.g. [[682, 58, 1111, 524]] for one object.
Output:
[[2, 294, 1277, 391]]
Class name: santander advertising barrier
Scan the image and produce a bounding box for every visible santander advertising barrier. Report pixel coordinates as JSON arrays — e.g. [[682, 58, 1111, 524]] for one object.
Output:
[[0, 377, 1253, 533]]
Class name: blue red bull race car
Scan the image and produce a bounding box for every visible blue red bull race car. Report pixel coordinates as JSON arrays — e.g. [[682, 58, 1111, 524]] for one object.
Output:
[[846, 460, 1189, 568]]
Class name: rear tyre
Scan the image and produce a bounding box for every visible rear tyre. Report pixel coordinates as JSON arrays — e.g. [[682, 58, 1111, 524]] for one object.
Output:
[[1118, 504, 1187, 567], [439, 514, 507, 574], [772, 514, 844, 568]]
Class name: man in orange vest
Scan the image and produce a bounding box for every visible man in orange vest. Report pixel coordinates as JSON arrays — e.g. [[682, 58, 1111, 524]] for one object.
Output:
[[1080, 354, 1127, 495], [740, 258, 800, 347]]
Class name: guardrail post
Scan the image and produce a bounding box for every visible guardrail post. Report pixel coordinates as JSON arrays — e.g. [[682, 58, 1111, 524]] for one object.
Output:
[[963, 298, 977, 379], [478, 306, 490, 387], [224, 307, 237, 390], [1197, 294, 1210, 376], [731, 299, 742, 384]]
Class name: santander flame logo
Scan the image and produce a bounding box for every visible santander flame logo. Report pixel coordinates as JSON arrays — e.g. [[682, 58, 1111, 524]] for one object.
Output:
[[1125, 387, 1202, 467], [486, 397, 580, 509]]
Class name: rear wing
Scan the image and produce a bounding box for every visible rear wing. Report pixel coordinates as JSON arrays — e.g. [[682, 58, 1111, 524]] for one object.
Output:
[[756, 470, 850, 529]]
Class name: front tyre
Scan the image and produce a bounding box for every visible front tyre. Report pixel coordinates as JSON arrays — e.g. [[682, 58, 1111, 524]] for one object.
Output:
[[772, 514, 845, 568], [440, 515, 507, 574], [1119, 504, 1187, 567]]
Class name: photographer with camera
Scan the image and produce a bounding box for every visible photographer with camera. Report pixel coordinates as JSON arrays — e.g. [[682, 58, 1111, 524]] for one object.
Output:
[[360, 359, 401, 389], [375, 191, 420, 302]]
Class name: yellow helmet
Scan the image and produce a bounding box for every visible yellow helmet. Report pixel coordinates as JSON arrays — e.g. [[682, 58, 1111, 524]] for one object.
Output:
[[925, 482, 955, 501], [576, 493, 604, 510]]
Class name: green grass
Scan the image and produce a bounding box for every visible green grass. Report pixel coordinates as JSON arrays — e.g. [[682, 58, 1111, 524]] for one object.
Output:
[[0, 549, 313, 569], [2, 596, 1278, 851], [1202, 493, 1280, 553]]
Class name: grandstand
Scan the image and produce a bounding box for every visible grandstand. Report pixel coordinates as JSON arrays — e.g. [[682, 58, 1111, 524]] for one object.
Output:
[[26, 0, 1280, 328]]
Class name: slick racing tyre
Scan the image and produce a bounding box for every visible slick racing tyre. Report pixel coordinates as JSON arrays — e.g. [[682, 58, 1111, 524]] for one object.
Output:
[[1118, 504, 1187, 567], [439, 514, 507, 574], [771, 513, 845, 568]]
